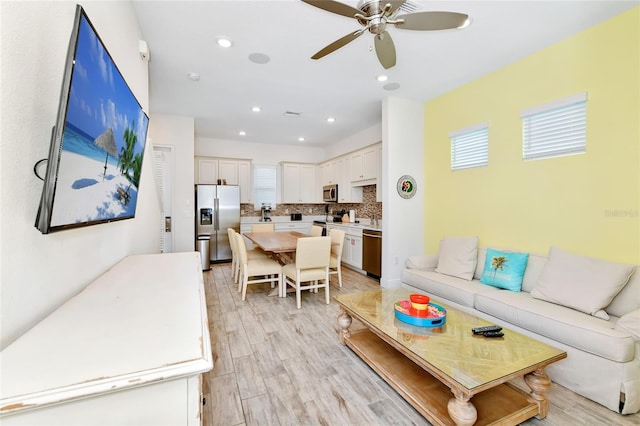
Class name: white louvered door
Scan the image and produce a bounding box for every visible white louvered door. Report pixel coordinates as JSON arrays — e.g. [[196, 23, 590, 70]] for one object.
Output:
[[153, 145, 174, 253]]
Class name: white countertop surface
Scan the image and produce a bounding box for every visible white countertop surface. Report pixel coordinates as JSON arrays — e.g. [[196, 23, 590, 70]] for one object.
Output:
[[240, 216, 382, 231]]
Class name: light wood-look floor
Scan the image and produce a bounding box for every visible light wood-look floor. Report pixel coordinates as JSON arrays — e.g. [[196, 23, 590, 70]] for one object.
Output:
[[201, 262, 639, 426]]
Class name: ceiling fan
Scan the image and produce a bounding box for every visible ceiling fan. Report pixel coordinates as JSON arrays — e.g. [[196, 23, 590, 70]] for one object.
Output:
[[301, 0, 469, 69]]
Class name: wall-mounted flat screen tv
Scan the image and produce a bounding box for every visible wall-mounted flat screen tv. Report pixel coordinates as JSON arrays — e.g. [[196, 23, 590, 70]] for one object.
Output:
[[35, 5, 149, 234]]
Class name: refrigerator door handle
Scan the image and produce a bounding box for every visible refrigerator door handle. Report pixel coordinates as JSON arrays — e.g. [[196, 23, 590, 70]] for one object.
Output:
[[214, 198, 219, 230]]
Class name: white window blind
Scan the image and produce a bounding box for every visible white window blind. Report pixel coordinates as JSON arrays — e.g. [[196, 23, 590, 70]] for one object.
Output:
[[449, 123, 489, 171], [521, 93, 587, 160], [253, 165, 277, 210]]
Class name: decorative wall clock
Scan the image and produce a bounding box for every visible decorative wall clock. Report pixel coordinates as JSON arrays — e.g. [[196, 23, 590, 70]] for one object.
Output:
[[396, 175, 417, 199]]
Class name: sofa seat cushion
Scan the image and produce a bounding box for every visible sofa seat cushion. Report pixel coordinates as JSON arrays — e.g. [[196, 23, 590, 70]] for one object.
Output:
[[475, 291, 636, 362], [401, 268, 498, 309]]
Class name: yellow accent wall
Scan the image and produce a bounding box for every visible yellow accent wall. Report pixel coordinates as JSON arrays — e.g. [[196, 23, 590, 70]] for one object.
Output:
[[424, 7, 639, 264]]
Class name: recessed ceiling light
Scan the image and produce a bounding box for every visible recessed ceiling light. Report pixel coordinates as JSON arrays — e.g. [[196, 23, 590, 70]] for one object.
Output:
[[239, 131, 246, 136], [217, 37, 232, 48], [376, 75, 388, 82], [327, 117, 335, 123], [298, 137, 305, 142], [252, 106, 261, 112], [187, 72, 200, 81]]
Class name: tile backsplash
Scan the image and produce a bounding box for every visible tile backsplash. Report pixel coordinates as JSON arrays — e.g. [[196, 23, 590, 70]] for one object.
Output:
[[241, 184, 382, 220]]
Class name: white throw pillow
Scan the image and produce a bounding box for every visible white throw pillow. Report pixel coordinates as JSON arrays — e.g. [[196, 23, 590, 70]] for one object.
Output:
[[531, 246, 634, 320], [435, 236, 478, 281]]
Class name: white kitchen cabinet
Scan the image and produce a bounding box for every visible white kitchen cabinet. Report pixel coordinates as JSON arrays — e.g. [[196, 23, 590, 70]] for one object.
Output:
[[196, 157, 218, 184], [281, 162, 316, 203], [218, 159, 239, 184], [328, 224, 363, 270], [336, 157, 362, 203], [195, 157, 246, 185], [0, 253, 212, 425], [350, 146, 378, 183], [238, 160, 252, 203]]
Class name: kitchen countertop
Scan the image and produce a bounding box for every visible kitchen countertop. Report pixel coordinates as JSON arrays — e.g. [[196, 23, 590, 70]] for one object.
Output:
[[240, 216, 382, 231]]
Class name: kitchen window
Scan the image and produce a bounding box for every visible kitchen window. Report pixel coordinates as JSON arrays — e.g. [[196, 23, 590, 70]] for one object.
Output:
[[253, 165, 277, 210], [449, 122, 489, 171], [521, 92, 587, 160]]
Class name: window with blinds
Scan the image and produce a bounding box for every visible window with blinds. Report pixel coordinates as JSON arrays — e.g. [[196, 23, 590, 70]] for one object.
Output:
[[253, 165, 277, 210], [521, 93, 587, 160], [449, 123, 489, 171]]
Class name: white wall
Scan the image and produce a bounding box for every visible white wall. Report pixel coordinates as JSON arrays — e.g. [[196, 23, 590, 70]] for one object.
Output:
[[149, 115, 195, 252], [381, 97, 425, 288], [0, 1, 161, 349]]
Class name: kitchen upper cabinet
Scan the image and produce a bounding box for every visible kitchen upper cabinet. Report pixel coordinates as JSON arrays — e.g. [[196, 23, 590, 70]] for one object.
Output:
[[196, 158, 218, 184], [218, 159, 238, 184], [237, 160, 252, 203], [196, 157, 239, 185], [281, 162, 317, 203], [350, 146, 378, 183], [336, 157, 362, 203]]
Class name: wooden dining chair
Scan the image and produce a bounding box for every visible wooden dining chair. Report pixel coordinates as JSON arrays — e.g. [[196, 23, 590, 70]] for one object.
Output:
[[252, 223, 275, 232], [282, 236, 331, 309], [328, 228, 346, 287], [234, 232, 282, 301], [310, 225, 323, 236]]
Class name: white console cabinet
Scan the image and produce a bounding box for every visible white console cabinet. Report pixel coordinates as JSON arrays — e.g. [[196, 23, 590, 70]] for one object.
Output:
[[0, 253, 213, 425]]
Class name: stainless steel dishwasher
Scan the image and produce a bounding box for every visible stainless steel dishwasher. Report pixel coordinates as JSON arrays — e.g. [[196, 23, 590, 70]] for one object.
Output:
[[362, 229, 382, 279]]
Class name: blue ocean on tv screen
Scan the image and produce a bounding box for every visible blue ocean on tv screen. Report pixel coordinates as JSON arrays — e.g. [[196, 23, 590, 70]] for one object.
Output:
[[62, 122, 118, 166]]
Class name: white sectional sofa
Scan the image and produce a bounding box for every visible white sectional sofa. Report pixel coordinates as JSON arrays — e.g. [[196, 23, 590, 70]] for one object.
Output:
[[401, 239, 640, 415]]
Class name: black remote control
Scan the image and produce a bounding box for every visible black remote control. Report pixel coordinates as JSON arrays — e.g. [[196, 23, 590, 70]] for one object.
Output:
[[471, 325, 502, 335], [484, 331, 504, 338]]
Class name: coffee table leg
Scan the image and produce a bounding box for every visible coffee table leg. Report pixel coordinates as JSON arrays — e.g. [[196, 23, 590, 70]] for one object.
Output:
[[524, 368, 551, 419], [447, 387, 477, 426], [337, 310, 352, 344]]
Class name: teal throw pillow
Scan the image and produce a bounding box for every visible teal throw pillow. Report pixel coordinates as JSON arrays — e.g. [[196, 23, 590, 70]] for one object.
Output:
[[480, 249, 529, 292]]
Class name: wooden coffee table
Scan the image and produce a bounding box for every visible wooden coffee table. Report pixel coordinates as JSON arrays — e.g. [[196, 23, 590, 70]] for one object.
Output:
[[336, 289, 567, 426]]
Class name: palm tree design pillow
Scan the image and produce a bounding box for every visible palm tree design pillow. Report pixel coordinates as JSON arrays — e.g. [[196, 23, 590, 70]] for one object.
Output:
[[480, 248, 530, 292]]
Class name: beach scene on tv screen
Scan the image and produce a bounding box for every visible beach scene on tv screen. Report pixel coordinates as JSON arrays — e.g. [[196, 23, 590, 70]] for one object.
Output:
[[50, 15, 149, 228]]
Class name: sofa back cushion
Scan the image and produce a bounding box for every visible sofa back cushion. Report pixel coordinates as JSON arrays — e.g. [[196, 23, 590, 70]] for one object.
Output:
[[531, 246, 635, 320]]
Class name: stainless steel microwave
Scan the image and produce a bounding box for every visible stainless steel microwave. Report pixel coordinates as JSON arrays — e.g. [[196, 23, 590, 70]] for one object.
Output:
[[322, 184, 338, 202]]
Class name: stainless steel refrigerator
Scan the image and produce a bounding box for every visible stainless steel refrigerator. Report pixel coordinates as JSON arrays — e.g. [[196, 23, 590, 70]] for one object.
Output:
[[195, 185, 240, 262]]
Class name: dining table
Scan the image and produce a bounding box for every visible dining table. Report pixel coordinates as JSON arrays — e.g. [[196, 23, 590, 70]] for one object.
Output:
[[242, 231, 307, 258]]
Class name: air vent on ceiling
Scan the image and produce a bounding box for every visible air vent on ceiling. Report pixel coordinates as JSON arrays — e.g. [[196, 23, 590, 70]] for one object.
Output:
[[283, 111, 302, 117], [398, 0, 421, 14]]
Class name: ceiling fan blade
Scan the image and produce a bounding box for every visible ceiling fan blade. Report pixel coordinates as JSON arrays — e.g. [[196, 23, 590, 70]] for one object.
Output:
[[312, 30, 364, 60], [374, 31, 396, 69], [395, 11, 469, 31], [300, 0, 362, 19]]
